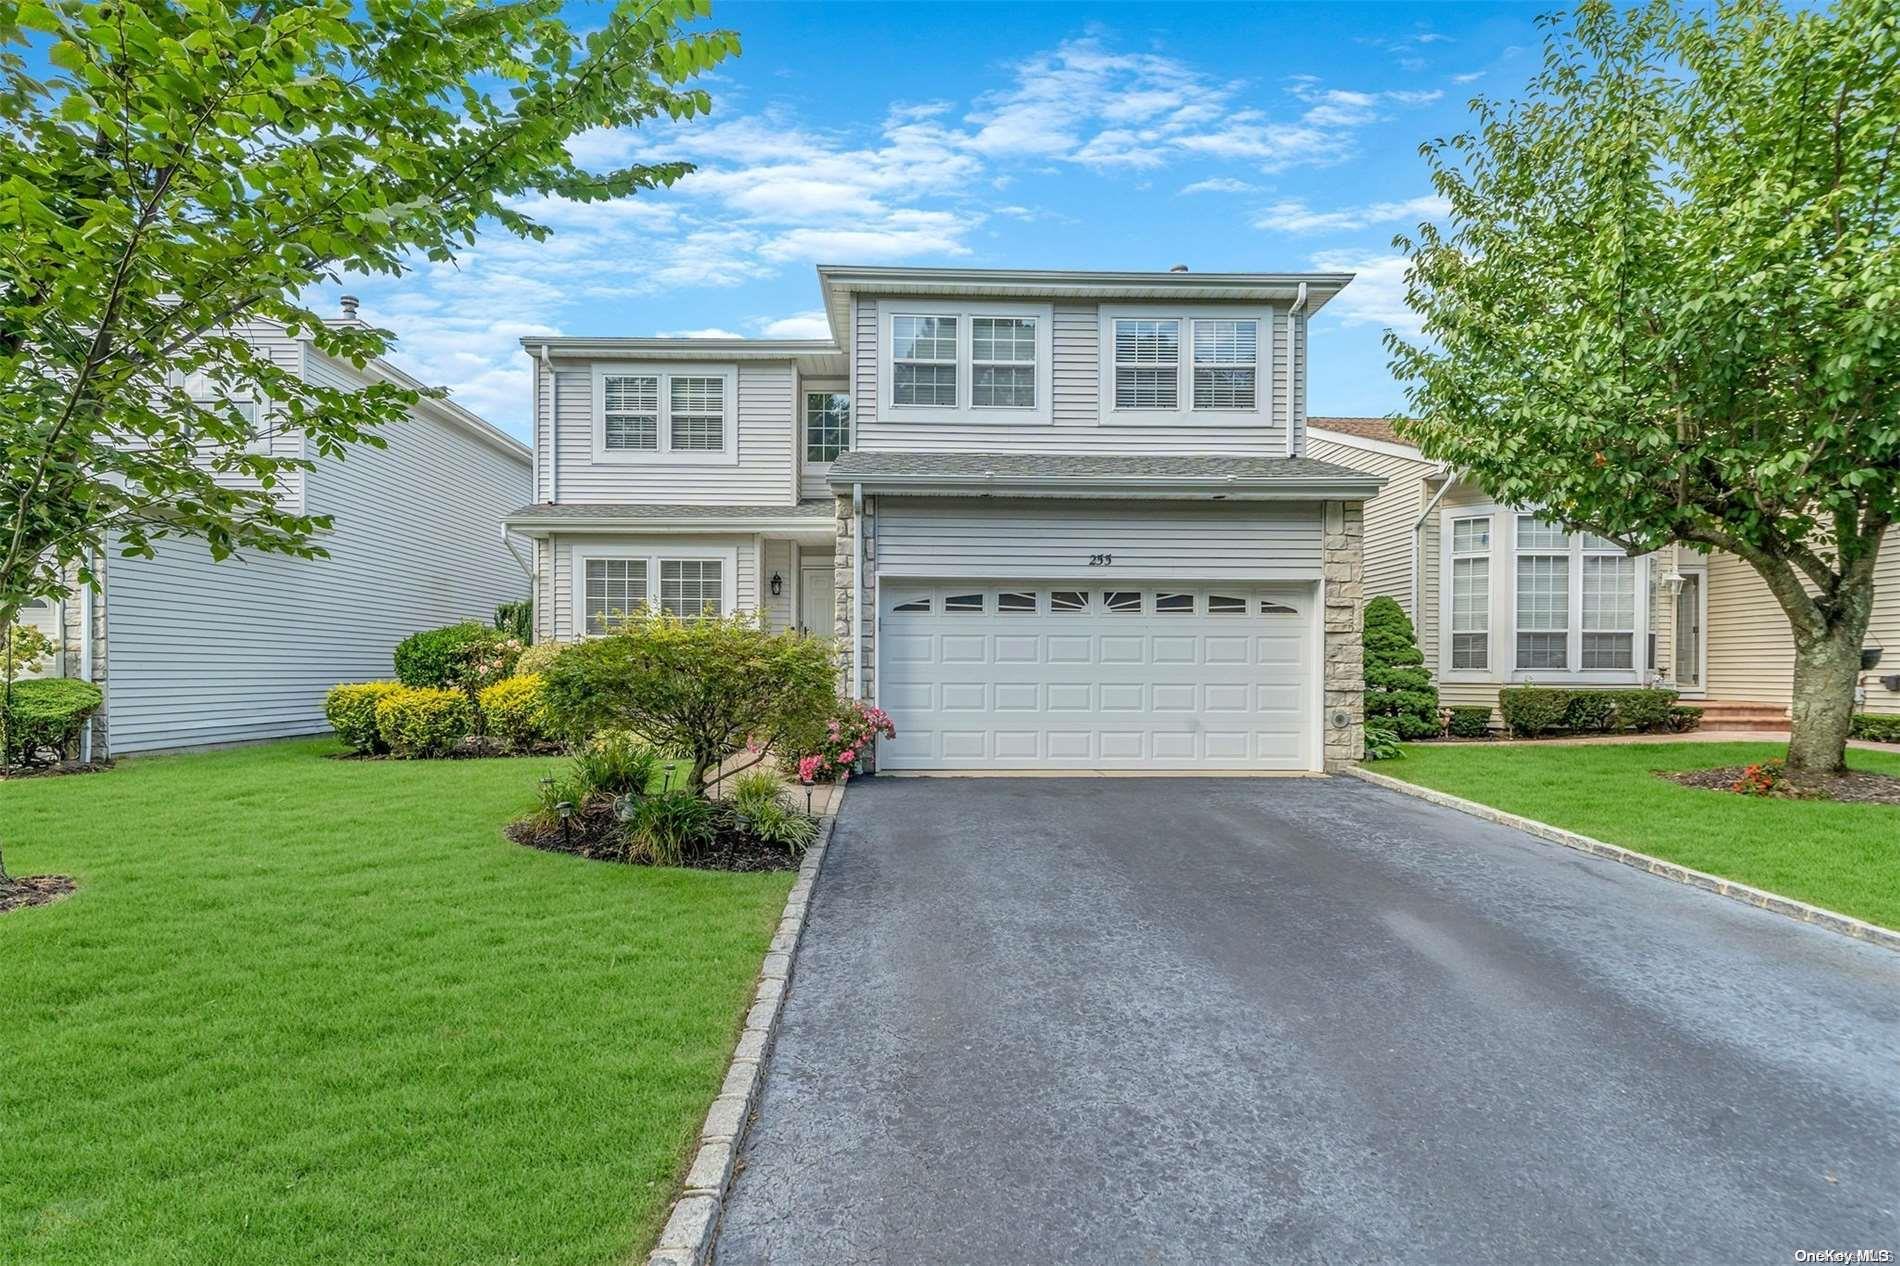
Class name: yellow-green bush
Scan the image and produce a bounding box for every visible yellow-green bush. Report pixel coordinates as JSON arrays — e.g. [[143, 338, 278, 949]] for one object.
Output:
[[480, 674, 553, 750], [374, 686, 472, 758], [324, 681, 405, 754], [515, 640, 571, 678]]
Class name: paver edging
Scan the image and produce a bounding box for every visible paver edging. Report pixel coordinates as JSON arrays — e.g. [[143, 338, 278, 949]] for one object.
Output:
[[1344, 765, 1900, 953], [644, 778, 848, 1266]]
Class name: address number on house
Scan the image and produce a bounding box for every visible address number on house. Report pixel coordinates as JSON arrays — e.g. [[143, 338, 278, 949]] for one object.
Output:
[[1087, 553, 1115, 566]]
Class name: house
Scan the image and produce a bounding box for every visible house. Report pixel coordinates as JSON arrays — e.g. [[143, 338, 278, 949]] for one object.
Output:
[[1306, 417, 1900, 726], [509, 265, 1384, 771], [29, 307, 534, 759]]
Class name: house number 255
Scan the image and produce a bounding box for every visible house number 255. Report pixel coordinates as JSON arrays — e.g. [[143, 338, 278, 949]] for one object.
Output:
[[1087, 553, 1115, 566]]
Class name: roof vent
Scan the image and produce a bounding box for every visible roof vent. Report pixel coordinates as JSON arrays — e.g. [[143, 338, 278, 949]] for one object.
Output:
[[339, 294, 360, 319], [1168, 264, 1189, 273]]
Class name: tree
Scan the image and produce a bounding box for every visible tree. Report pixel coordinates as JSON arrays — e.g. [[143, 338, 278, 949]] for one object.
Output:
[[1363, 595, 1438, 739], [1389, 0, 1899, 774], [539, 613, 837, 795], [0, 0, 735, 635]]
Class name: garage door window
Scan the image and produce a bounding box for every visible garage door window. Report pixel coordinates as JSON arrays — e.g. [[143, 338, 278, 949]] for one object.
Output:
[[1261, 600, 1297, 615], [944, 593, 984, 613], [997, 591, 1037, 613], [1155, 592, 1195, 613], [1050, 590, 1089, 613], [1104, 591, 1143, 613], [1208, 594, 1248, 614], [892, 596, 930, 612]]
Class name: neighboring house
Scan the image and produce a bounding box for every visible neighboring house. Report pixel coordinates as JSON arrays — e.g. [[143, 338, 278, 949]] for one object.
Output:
[[1307, 418, 1900, 726], [33, 307, 534, 758], [510, 265, 1384, 772]]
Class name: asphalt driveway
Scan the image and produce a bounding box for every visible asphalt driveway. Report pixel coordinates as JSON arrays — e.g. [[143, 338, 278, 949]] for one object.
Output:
[[716, 776, 1900, 1264]]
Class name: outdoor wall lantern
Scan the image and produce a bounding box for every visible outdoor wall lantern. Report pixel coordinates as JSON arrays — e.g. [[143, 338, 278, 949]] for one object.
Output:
[[1660, 571, 1687, 596], [769, 572, 784, 597]]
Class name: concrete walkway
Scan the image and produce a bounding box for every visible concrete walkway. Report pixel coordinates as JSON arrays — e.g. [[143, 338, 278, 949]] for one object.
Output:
[[715, 775, 1900, 1265]]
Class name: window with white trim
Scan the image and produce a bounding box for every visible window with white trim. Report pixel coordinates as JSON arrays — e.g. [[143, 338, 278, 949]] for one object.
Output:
[[805, 391, 850, 463], [584, 558, 648, 634], [669, 377, 724, 451], [1450, 516, 1490, 670], [1516, 516, 1570, 669], [1112, 318, 1180, 409], [971, 317, 1037, 408], [177, 367, 270, 453], [892, 315, 958, 407], [594, 366, 734, 461], [603, 375, 659, 451], [1191, 319, 1258, 410], [1581, 547, 1636, 669], [660, 559, 724, 619]]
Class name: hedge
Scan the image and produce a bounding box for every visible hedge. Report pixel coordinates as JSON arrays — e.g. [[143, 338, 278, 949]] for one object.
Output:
[[324, 681, 405, 754], [1851, 713, 1900, 744], [1497, 686, 1679, 738], [374, 686, 473, 758], [1446, 705, 1493, 738], [479, 674, 553, 750], [2, 678, 104, 767]]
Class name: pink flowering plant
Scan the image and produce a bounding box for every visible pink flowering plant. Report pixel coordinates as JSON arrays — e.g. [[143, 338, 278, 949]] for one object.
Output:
[[792, 701, 895, 783]]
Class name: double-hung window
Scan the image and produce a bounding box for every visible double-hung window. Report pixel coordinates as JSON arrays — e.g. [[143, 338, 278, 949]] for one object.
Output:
[[660, 559, 724, 619], [1112, 318, 1180, 409], [892, 316, 958, 407], [584, 559, 648, 634], [177, 367, 270, 453], [1191, 319, 1258, 410], [971, 317, 1037, 408], [804, 391, 850, 463], [1450, 516, 1490, 670], [594, 365, 734, 462], [1515, 516, 1570, 670], [1581, 534, 1635, 669]]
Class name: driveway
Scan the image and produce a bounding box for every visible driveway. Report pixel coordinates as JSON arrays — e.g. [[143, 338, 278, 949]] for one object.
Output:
[[716, 776, 1900, 1264]]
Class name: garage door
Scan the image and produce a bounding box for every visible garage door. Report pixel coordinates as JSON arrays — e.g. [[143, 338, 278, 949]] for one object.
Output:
[[877, 583, 1314, 771]]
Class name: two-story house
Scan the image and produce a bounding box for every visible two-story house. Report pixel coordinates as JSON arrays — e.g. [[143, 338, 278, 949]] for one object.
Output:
[[510, 266, 1383, 772]]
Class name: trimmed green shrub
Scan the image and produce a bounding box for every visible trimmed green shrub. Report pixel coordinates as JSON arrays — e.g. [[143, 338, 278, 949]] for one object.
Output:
[[479, 674, 552, 751], [1498, 686, 1571, 738], [1447, 705, 1493, 738], [626, 790, 715, 866], [373, 686, 472, 758], [1563, 691, 1617, 733], [324, 681, 404, 754], [515, 640, 570, 678], [1669, 705, 1705, 732], [494, 599, 533, 644], [1604, 687, 1676, 732], [1850, 713, 1900, 744], [572, 729, 661, 799], [393, 621, 521, 689], [2, 678, 103, 767], [1363, 716, 1404, 760], [1363, 596, 1439, 740]]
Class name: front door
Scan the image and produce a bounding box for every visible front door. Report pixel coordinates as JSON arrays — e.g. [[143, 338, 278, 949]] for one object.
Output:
[[1674, 575, 1702, 689], [798, 567, 832, 636]]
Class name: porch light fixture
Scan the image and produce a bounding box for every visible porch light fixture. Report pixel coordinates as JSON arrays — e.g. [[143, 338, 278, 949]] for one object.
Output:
[[770, 572, 784, 597], [1660, 571, 1687, 596]]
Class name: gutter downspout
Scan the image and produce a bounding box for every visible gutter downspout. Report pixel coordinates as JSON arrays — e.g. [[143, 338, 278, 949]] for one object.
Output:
[[538, 344, 557, 503], [1285, 282, 1308, 458], [502, 527, 534, 580], [1411, 463, 1455, 621], [850, 482, 864, 701]]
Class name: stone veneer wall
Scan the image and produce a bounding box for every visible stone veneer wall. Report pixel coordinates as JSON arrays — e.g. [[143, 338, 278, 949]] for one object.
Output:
[[56, 554, 110, 759], [832, 494, 875, 699], [1323, 500, 1366, 769]]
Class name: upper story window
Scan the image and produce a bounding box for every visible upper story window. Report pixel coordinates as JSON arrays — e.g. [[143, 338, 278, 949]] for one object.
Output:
[[1192, 320, 1258, 410], [175, 367, 271, 454], [1113, 319, 1180, 409], [805, 391, 850, 464], [972, 317, 1037, 409], [1099, 307, 1272, 426], [892, 315, 958, 407], [591, 364, 737, 465]]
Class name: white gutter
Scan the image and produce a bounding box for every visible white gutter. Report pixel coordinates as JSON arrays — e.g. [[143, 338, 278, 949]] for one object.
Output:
[[539, 344, 557, 503], [851, 482, 864, 701], [502, 527, 534, 579], [1411, 463, 1455, 620], [1285, 282, 1308, 458]]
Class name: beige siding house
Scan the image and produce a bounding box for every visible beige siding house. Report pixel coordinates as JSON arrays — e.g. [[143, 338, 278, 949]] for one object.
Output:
[[1309, 418, 1900, 725]]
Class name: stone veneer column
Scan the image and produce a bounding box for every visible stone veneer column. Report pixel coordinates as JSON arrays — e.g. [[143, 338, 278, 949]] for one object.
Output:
[[1322, 500, 1365, 769], [832, 492, 879, 769], [56, 555, 109, 760]]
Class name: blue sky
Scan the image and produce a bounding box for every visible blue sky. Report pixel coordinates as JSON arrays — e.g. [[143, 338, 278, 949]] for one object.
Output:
[[334, 2, 1552, 439]]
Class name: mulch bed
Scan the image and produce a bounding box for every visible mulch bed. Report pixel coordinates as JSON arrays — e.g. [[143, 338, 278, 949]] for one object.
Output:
[[1660, 765, 1900, 806], [1, 760, 110, 780], [506, 804, 801, 872], [0, 874, 77, 915]]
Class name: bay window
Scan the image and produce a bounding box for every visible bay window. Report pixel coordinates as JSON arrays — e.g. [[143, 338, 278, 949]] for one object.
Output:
[[1515, 516, 1570, 670], [1581, 542, 1636, 669], [576, 548, 734, 634], [1450, 516, 1490, 670]]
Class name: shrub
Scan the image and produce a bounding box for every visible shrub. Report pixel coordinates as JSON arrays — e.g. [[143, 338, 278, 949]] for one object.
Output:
[[1497, 687, 1571, 738], [729, 769, 788, 818], [1447, 705, 1493, 738], [736, 795, 819, 852], [393, 621, 522, 690], [1668, 704, 1705, 733], [572, 729, 661, 799], [4, 621, 56, 679], [373, 686, 472, 758], [787, 700, 896, 784], [542, 612, 835, 795], [1363, 596, 1439, 739], [324, 681, 405, 754], [626, 790, 715, 866], [1848, 713, 1900, 744], [2, 678, 103, 767], [494, 599, 533, 644], [1605, 687, 1676, 733], [516, 640, 570, 678], [1733, 758, 1788, 797], [1363, 716, 1404, 760], [480, 675, 553, 751], [1563, 691, 1617, 733]]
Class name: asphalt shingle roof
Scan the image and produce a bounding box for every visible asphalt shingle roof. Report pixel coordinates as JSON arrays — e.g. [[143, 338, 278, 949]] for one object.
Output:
[[1308, 416, 1411, 446]]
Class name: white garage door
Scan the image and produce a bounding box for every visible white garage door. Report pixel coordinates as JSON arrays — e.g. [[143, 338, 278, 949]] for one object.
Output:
[[877, 583, 1314, 771]]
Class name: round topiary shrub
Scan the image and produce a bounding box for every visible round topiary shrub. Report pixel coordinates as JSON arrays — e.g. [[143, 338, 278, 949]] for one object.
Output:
[[1363, 596, 1440, 740], [2, 677, 104, 767]]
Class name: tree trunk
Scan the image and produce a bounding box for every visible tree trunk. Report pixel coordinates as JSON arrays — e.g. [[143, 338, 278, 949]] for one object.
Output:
[[1784, 591, 1873, 776]]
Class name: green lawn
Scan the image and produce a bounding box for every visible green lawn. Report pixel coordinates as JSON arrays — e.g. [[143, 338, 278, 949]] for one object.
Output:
[[1378, 741, 1900, 931], [1, 739, 792, 1265]]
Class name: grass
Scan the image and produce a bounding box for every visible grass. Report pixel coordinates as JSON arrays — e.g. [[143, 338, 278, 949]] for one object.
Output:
[[0, 739, 793, 1265], [1376, 740, 1900, 931]]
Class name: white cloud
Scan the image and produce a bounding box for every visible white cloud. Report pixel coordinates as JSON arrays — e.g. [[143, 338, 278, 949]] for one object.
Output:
[[1451, 71, 1485, 84], [1179, 177, 1259, 195], [1257, 194, 1449, 233], [1309, 250, 1422, 334], [655, 326, 746, 339], [757, 310, 832, 339]]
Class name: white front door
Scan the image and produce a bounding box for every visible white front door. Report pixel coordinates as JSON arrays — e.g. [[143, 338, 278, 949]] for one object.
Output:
[[877, 583, 1314, 771], [798, 567, 832, 636]]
